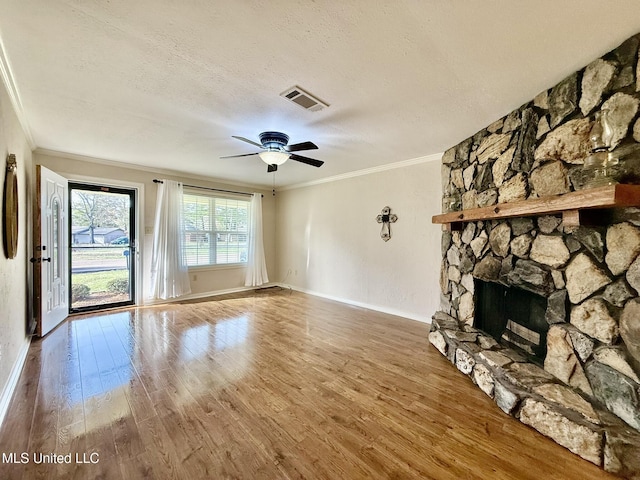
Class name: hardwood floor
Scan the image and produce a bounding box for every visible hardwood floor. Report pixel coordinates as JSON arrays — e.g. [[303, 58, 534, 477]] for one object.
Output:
[[0, 288, 614, 479]]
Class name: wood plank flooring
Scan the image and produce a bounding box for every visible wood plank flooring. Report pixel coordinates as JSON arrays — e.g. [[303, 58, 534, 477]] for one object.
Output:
[[0, 288, 615, 479]]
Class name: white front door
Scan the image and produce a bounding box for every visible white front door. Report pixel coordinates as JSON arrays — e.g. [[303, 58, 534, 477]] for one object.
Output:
[[35, 165, 69, 336]]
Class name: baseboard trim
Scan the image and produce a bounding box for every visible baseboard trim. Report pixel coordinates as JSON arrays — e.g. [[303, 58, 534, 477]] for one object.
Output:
[[277, 283, 431, 323], [144, 283, 432, 323], [0, 336, 31, 428], [143, 284, 276, 305]]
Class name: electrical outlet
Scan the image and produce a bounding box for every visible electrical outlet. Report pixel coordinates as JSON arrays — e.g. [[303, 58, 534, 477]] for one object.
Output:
[[192, 274, 197, 281], [145, 226, 153, 235]]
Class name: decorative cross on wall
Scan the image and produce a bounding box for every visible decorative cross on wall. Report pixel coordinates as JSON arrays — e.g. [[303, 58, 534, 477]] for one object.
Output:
[[376, 206, 398, 242]]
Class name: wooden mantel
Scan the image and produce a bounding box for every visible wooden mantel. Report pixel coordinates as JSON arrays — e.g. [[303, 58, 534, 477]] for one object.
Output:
[[432, 184, 640, 230]]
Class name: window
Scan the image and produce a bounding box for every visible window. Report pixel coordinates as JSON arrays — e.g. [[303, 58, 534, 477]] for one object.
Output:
[[182, 191, 249, 266]]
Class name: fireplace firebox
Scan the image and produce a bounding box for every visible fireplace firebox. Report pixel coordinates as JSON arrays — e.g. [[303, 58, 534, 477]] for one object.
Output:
[[475, 280, 549, 364]]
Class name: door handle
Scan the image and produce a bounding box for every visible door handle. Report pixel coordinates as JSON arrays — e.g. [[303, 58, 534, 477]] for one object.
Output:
[[42, 257, 51, 262], [31, 244, 45, 262]]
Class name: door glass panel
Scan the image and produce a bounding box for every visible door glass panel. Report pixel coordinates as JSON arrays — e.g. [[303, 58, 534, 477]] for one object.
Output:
[[52, 198, 60, 279], [69, 185, 135, 312]]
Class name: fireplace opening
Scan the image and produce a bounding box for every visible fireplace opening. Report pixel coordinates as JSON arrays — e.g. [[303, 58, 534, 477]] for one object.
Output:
[[475, 279, 549, 365]]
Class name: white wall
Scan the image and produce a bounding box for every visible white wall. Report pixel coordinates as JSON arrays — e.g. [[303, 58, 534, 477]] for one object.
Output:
[[275, 157, 442, 322], [34, 151, 275, 302], [33, 150, 443, 322], [0, 77, 33, 406]]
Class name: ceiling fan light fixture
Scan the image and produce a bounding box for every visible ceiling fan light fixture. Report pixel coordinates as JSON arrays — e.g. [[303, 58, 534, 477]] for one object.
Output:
[[225, 131, 323, 169], [259, 150, 289, 165]]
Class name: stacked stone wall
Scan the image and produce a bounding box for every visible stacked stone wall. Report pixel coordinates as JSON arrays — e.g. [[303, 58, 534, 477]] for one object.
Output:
[[433, 33, 640, 478]]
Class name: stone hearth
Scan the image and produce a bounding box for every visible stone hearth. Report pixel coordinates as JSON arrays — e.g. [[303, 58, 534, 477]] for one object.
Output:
[[431, 33, 640, 479], [430, 313, 640, 475]]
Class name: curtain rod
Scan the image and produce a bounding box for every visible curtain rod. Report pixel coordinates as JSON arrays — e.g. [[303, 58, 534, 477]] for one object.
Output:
[[153, 179, 262, 197]]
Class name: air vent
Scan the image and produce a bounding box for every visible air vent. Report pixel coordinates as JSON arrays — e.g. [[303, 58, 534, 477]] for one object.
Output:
[[280, 85, 329, 112]]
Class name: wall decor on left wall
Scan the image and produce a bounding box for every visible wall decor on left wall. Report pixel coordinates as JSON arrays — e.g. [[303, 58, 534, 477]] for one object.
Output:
[[3, 153, 17, 259]]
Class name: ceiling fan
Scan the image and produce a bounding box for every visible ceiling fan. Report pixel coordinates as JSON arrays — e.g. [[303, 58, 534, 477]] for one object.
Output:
[[221, 131, 324, 172]]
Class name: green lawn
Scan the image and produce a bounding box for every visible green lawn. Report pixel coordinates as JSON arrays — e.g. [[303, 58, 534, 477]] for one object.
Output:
[[72, 269, 129, 293]]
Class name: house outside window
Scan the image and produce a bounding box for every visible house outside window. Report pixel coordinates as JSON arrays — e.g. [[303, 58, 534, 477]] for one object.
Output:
[[182, 191, 249, 266]]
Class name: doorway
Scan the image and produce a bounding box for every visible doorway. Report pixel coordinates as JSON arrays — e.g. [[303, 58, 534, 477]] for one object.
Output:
[[69, 183, 136, 312]]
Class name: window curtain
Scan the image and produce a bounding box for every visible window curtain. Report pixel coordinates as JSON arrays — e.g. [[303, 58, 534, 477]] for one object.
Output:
[[149, 179, 192, 300], [245, 193, 269, 287]]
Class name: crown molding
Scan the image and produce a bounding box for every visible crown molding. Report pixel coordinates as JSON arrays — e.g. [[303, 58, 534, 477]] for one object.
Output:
[[34, 147, 270, 192], [0, 30, 35, 149], [279, 152, 443, 191]]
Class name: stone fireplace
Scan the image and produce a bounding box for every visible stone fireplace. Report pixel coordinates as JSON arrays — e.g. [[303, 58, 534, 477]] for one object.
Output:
[[429, 33, 640, 478]]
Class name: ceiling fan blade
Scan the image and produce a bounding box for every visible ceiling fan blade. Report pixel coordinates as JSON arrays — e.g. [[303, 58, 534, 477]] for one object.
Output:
[[220, 152, 260, 159], [267, 164, 278, 173], [289, 154, 324, 167], [232, 136, 263, 148], [285, 141, 318, 152]]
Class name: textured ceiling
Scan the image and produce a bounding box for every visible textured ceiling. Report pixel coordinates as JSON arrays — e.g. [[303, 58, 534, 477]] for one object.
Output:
[[1, 1, 640, 187]]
